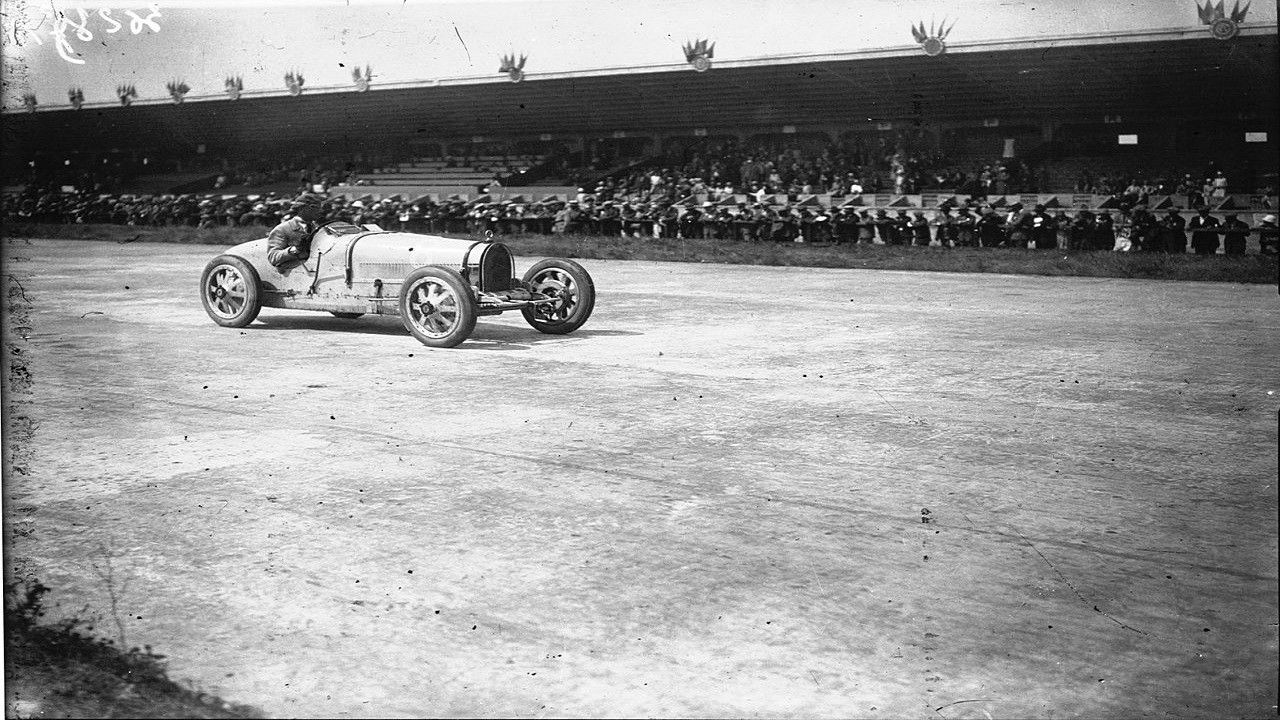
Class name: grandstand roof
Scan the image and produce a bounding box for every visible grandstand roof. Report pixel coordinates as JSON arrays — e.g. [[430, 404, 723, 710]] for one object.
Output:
[[7, 26, 1277, 157]]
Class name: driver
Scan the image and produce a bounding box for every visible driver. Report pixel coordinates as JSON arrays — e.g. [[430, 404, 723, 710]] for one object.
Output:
[[267, 193, 324, 267]]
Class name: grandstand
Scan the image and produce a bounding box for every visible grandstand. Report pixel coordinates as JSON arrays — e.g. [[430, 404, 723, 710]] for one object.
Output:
[[4, 21, 1276, 210]]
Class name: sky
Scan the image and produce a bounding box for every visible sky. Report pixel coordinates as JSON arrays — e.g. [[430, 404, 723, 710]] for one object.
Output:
[[2, 0, 1274, 110]]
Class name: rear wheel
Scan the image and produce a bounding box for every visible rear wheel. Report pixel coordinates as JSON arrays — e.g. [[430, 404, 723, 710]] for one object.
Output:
[[521, 259, 595, 335], [399, 266, 477, 348], [200, 255, 261, 328]]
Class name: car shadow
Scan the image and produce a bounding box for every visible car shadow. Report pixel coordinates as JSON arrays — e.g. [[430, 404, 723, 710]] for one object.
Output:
[[251, 315, 407, 336], [248, 313, 641, 350], [460, 324, 642, 352]]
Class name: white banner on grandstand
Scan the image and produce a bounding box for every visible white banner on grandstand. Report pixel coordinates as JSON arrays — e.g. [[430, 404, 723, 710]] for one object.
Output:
[[1117, 134, 1139, 145], [1245, 132, 1268, 143]]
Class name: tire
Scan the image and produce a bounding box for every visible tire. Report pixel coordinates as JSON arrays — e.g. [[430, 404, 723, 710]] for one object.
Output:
[[201, 255, 262, 328], [398, 266, 477, 348], [330, 312, 364, 319], [520, 259, 595, 335]]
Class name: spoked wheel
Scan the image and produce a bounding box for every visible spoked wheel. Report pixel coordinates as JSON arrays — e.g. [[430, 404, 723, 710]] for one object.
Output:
[[521, 259, 595, 335], [200, 255, 262, 328], [398, 266, 477, 348]]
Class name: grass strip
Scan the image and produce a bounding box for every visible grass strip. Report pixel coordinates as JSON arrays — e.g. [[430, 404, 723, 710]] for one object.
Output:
[[4, 580, 263, 719], [5, 223, 1276, 284]]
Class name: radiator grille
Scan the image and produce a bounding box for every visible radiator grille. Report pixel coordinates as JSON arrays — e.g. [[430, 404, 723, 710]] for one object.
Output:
[[480, 244, 513, 292]]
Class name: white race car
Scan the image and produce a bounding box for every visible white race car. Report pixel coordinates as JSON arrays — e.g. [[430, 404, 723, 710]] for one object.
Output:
[[200, 221, 594, 348]]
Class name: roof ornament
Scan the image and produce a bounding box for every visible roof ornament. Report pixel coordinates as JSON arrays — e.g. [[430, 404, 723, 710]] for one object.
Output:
[[353, 65, 373, 92], [1197, 0, 1249, 40], [166, 79, 190, 104], [285, 70, 305, 96], [22, 93, 37, 113], [499, 53, 527, 83], [68, 87, 85, 110], [683, 39, 714, 72], [911, 18, 955, 57], [117, 84, 138, 107]]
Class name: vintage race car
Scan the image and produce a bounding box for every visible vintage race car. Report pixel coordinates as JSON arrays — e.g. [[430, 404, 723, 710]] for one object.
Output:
[[200, 221, 594, 348]]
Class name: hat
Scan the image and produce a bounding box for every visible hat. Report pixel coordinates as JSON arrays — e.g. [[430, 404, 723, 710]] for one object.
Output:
[[291, 193, 324, 210], [1263, 215, 1277, 224]]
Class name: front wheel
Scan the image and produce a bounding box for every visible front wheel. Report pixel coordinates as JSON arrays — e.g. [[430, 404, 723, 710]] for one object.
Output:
[[201, 255, 262, 328], [521, 259, 595, 335], [399, 266, 477, 348]]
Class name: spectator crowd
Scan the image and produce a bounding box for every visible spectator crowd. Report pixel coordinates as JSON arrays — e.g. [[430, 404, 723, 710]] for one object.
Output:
[[566, 135, 1033, 203], [4, 187, 1276, 256]]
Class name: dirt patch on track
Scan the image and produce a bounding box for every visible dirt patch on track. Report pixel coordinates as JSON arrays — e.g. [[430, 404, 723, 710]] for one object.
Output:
[[4, 239, 1278, 717]]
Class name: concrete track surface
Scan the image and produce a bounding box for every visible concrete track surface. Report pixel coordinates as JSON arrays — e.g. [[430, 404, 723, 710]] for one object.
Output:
[[3, 239, 1277, 719]]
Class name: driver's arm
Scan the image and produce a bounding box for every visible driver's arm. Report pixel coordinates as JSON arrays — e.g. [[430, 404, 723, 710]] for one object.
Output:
[[266, 218, 309, 267]]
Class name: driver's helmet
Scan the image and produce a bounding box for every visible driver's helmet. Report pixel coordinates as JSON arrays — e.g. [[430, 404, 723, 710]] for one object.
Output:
[[291, 193, 325, 211]]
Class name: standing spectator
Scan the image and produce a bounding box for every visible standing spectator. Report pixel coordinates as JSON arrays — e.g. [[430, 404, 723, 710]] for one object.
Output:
[[552, 203, 575, 234], [1093, 211, 1117, 252], [1069, 210, 1094, 253], [976, 207, 1005, 247], [677, 204, 703, 240], [873, 209, 893, 245], [935, 208, 958, 247], [954, 207, 976, 247], [910, 211, 931, 246], [1160, 208, 1187, 254], [1003, 202, 1024, 243], [1128, 205, 1156, 252], [1008, 205, 1031, 248], [857, 210, 876, 245], [892, 209, 911, 245], [1055, 210, 1073, 251], [1221, 214, 1249, 256], [1210, 171, 1228, 199], [1187, 207, 1220, 256], [1030, 205, 1056, 250], [1257, 214, 1278, 255], [832, 207, 856, 245], [1218, 212, 1249, 254]]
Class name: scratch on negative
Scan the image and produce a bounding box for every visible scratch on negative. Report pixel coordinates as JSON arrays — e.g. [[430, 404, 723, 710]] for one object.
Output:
[[453, 24, 470, 63], [1013, 527, 1148, 635], [935, 699, 993, 714]]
